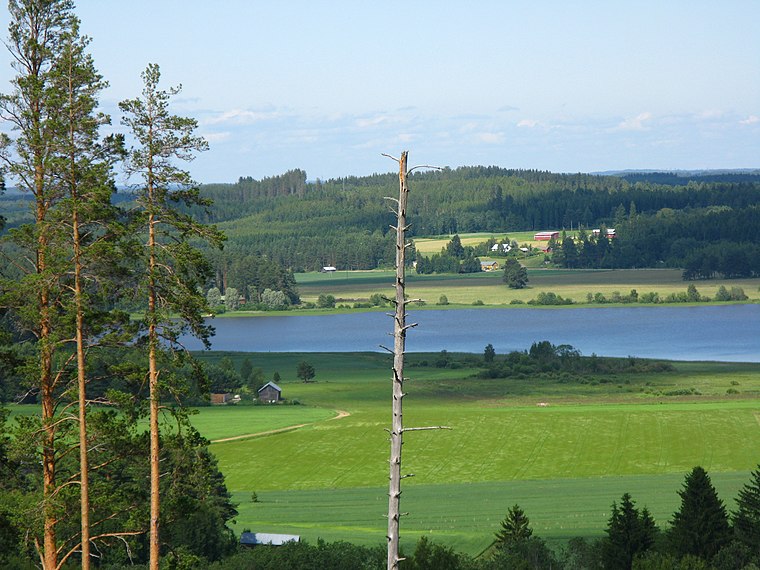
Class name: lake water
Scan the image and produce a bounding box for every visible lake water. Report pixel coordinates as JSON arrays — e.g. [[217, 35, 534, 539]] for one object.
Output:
[[180, 304, 760, 362]]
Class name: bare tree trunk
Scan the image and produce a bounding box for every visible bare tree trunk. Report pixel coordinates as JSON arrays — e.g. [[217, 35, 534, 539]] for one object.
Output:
[[387, 151, 409, 570]]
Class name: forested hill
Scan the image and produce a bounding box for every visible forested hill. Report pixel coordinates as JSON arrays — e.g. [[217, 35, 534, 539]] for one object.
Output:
[[195, 167, 760, 274]]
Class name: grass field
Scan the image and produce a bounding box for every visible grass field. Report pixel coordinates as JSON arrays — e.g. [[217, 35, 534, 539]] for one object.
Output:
[[295, 267, 760, 306], [197, 352, 760, 554], [8, 352, 758, 554]]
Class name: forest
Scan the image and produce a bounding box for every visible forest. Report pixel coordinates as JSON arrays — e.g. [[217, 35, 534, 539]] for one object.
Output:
[[189, 167, 760, 279]]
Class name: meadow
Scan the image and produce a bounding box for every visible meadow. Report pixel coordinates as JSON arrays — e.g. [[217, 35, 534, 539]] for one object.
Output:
[[191, 352, 760, 554]]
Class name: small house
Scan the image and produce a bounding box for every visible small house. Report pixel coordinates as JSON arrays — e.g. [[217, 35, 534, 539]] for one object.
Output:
[[321, 266, 337, 273], [240, 532, 300, 547], [480, 261, 499, 271], [257, 381, 282, 404]]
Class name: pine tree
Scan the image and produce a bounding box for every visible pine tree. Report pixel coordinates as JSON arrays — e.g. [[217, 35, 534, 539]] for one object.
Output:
[[53, 18, 118, 569], [119, 63, 224, 570], [0, 3, 76, 567], [669, 466, 732, 561]]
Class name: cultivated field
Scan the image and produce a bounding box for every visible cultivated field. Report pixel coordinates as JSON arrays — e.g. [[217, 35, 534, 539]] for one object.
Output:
[[412, 231, 539, 255], [192, 352, 760, 554], [295, 267, 760, 306]]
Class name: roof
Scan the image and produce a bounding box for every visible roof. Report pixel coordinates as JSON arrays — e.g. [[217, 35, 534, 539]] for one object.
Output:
[[257, 381, 282, 394], [240, 532, 300, 546]]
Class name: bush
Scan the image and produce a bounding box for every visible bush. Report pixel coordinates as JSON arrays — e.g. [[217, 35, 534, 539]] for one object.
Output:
[[316, 294, 336, 308], [529, 292, 573, 306]]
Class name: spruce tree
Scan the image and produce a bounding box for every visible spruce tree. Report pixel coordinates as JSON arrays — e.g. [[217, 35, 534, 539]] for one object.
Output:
[[733, 464, 760, 555], [495, 504, 533, 549], [602, 492, 657, 570], [669, 466, 732, 561]]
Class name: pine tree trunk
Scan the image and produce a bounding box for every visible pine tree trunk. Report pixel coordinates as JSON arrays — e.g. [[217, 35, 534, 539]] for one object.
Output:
[[387, 151, 409, 570], [37, 146, 58, 570], [74, 211, 91, 569], [148, 205, 161, 570], [68, 58, 92, 569]]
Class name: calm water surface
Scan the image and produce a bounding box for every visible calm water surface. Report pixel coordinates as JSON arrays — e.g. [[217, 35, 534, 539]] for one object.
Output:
[[182, 304, 760, 362]]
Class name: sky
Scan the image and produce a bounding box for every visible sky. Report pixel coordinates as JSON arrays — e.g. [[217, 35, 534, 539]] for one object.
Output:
[[0, 1, 758, 184]]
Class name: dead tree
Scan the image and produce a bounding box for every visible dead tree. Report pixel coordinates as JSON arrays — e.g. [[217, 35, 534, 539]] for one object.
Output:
[[382, 151, 447, 570]]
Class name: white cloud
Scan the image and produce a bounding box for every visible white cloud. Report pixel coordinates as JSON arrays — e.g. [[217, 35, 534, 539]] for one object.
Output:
[[740, 115, 760, 125], [203, 108, 281, 126], [477, 132, 504, 144], [616, 112, 653, 131], [517, 119, 539, 128], [202, 131, 231, 143], [355, 115, 388, 128]]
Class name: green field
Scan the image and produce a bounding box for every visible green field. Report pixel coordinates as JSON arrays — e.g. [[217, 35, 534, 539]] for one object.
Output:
[[295, 266, 760, 306], [197, 353, 760, 554], [8, 352, 759, 554]]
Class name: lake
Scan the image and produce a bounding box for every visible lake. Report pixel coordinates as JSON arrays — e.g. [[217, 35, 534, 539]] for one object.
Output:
[[180, 304, 760, 362]]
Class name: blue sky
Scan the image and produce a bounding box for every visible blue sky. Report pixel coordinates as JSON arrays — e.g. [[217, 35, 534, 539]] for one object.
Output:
[[1, 1, 758, 183]]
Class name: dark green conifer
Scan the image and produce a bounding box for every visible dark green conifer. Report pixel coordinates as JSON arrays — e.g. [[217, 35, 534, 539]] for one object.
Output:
[[669, 466, 731, 560], [733, 464, 760, 555]]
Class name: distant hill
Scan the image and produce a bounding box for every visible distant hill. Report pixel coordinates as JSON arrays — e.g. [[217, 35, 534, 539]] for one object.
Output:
[[593, 169, 760, 185]]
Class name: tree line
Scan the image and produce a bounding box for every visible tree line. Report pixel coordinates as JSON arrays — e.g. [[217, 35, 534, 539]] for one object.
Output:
[[549, 205, 760, 277]]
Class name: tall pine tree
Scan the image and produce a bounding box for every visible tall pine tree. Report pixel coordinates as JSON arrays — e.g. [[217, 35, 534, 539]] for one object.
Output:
[[119, 63, 224, 570], [0, 2, 76, 567]]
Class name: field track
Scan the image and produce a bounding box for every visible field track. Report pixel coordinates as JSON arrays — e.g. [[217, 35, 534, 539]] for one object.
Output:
[[210, 409, 350, 443]]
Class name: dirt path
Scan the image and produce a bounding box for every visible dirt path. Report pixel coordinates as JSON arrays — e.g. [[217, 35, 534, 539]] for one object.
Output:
[[211, 409, 351, 443]]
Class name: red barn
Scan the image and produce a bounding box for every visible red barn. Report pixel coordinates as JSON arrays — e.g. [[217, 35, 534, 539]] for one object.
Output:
[[534, 231, 559, 241]]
